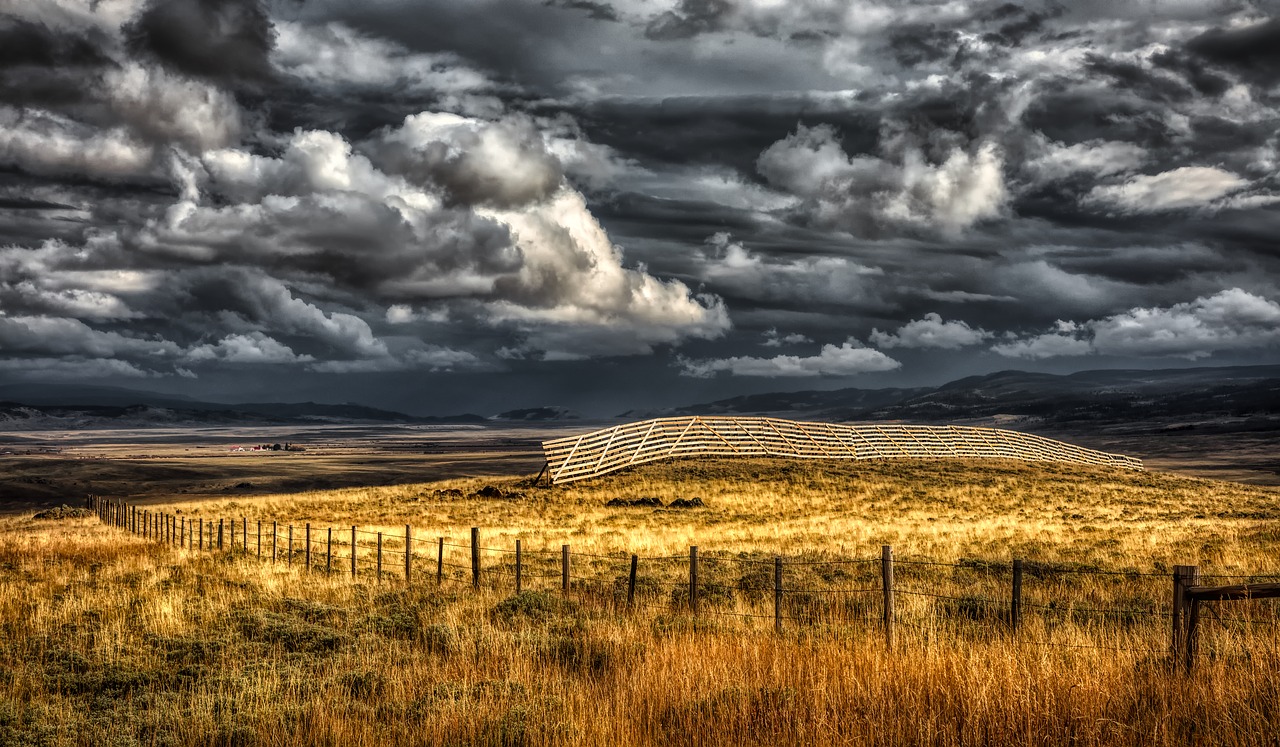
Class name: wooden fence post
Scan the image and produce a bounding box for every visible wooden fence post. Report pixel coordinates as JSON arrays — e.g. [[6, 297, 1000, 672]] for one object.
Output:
[[180, 517, 185, 548], [437, 537, 444, 585], [1172, 565, 1193, 659], [327, 527, 333, 572], [471, 527, 480, 590], [775, 556, 783, 634], [257, 521, 262, 560], [305, 523, 311, 570], [689, 546, 699, 614], [1184, 565, 1202, 672], [271, 521, 277, 563], [218, 519, 224, 551], [404, 525, 411, 584], [515, 539, 522, 594], [562, 545, 570, 595], [628, 554, 638, 610], [377, 532, 383, 584], [882, 545, 894, 647], [1012, 558, 1023, 632], [351, 526, 357, 579], [288, 525, 293, 566], [199, 518, 204, 550], [242, 518, 247, 555]]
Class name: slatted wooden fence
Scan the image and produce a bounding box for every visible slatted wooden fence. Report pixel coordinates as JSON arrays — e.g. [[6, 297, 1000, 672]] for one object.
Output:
[[542, 416, 1143, 484]]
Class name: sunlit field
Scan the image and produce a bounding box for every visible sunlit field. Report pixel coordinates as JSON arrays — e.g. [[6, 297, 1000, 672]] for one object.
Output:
[[3, 458, 1279, 745]]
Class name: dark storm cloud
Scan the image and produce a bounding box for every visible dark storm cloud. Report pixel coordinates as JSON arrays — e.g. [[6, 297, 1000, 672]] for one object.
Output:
[[544, 0, 620, 22], [124, 0, 277, 86], [3, 0, 1280, 410], [1186, 18, 1280, 83], [0, 17, 113, 69], [564, 94, 880, 173], [886, 25, 959, 68], [644, 0, 733, 41], [1149, 49, 1233, 98]]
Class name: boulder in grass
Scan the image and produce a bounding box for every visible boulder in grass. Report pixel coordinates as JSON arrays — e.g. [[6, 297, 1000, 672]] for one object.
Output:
[[473, 485, 505, 499], [33, 505, 93, 520]]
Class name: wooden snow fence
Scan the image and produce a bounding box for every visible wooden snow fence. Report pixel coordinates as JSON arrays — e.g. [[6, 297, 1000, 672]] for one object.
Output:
[[541, 416, 1143, 484]]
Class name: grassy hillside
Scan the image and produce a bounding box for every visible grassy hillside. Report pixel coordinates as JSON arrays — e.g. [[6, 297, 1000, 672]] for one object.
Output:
[[2, 459, 1278, 746]]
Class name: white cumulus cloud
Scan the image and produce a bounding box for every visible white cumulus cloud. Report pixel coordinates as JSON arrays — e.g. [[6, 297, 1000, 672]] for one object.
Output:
[[678, 340, 901, 378], [870, 313, 992, 349], [993, 289, 1280, 360], [1085, 167, 1249, 213]]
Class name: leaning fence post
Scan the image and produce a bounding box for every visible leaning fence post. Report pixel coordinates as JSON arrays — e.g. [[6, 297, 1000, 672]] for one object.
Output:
[[1011, 558, 1023, 632], [882, 545, 894, 647], [515, 539, 523, 594], [628, 554, 638, 610], [404, 525, 411, 584], [562, 545, 570, 595], [471, 528, 481, 590], [689, 546, 699, 614], [775, 556, 783, 634], [437, 537, 444, 585], [351, 526, 357, 579]]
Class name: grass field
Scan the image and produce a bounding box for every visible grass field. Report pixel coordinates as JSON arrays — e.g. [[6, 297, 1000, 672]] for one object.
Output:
[[3, 458, 1279, 745]]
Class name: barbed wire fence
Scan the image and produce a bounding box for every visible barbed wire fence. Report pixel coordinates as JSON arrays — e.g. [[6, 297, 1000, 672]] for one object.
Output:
[[81, 495, 1279, 669]]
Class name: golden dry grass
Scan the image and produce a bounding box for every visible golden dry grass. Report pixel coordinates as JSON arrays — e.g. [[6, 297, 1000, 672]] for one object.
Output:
[[3, 458, 1280, 746]]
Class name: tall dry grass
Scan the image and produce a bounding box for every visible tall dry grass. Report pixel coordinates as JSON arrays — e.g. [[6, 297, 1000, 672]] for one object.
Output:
[[2, 458, 1279, 745]]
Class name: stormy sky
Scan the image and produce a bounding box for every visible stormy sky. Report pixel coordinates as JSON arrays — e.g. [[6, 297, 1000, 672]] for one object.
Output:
[[2, 0, 1280, 416]]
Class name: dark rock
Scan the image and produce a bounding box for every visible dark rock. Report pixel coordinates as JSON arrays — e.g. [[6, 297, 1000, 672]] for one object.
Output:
[[668, 497, 706, 509], [32, 505, 93, 520], [605, 496, 665, 508]]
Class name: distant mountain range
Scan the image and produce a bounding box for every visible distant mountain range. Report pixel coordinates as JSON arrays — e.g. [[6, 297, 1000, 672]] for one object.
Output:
[[621, 365, 1280, 430], [0, 384, 487, 429], [2, 365, 1278, 430], [491, 406, 581, 422]]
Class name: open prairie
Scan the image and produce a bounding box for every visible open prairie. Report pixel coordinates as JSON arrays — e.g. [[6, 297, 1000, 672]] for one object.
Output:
[[2, 457, 1279, 746], [0, 424, 551, 515], [2, 417, 1278, 520]]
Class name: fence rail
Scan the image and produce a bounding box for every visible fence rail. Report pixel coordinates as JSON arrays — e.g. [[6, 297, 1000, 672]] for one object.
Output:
[[77, 494, 1278, 671], [540, 417, 1144, 484]]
